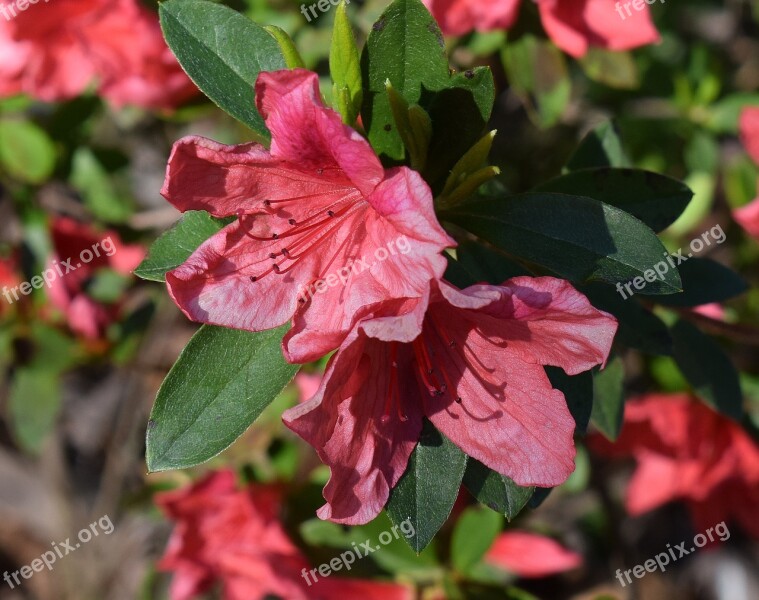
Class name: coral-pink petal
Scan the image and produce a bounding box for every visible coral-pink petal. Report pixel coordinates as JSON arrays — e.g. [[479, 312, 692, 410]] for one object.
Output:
[[283, 335, 423, 525], [734, 196, 759, 240], [485, 531, 582, 578], [739, 107, 759, 165], [255, 69, 383, 196]]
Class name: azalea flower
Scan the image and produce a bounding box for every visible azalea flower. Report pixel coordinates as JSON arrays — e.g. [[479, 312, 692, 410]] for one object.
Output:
[[284, 277, 617, 524], [156, 470, 413, 600], [733, 108, 759, 240], [163, 69, 454, 363], [0, 0, 196, 109], [485, 530, 582, 577], [424, 0, 661, 58], [47, 217, 144, 340], [589, 394, 759, 539], [0, 255, 19, 316]]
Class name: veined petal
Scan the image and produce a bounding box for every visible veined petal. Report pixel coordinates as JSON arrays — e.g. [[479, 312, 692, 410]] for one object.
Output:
[[422, 305, 577, 487], [161, 136, 351, 218], [445, 277, 617, 375], [283, 334, 423, 524], [255, 69, 384, 197]]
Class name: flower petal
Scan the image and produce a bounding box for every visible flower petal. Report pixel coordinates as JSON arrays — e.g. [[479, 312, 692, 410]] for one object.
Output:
[[485, 531, 582, 578], [283, 334, 423, 524], [255, 69, 384, 197]]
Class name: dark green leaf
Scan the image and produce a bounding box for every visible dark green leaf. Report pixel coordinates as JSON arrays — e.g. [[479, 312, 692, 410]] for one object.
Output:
[[361, 0, 450, 160], [463, 458, 533, 519], [9, 369, 61, 453], [655, 258, 748, 307], [159, 0, 286, 136], [536, 168, 693, 232], [450, 506, 503, 573], [444, 240, 531, 288], [581, 283, 672, 355], [671, 320, 743, 420], [386, 420, 467, 552], [567, 121, 631, 171], [443, 193, 682, 295], [546, 367, 593, 434], [590, 357, 625, 440], [134, 211, 228, 282], [146, 325, 298, 472]]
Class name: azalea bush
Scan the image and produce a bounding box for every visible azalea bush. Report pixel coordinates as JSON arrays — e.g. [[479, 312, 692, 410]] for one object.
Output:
[[0, 0, 758, 599]]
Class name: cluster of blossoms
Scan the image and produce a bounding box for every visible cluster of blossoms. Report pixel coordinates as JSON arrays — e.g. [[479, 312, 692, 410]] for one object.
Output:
[[162, 68, 618, 525], [0, 0, 196, 109], [157, 470, 581, 599], [423, 0, 661, 57], [734, 108, 759, 240], [590, 393, 759, 539]]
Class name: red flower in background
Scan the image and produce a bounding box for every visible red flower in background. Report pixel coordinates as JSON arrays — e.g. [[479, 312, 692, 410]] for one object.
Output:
[[284, 277, 616, 524], [733, 107, 759, 239], [156, 470, 413, 600], [424, 0, 660, 57], [47, 217, 144, 340], [0, 255, 19, 315], [589, 394, 759, 539], [0, 0, 196, 109], [485, 531, 582, 578], [163, 69, 453, 363]]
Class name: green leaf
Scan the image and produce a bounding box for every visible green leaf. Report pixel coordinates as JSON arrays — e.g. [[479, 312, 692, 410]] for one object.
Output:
[[654, 258, 748, 307], [502, 34, 570, 128], [264, 25, 305, 69], [463, 458, 533, 519], [425, 67, 495, 185], [386, 420, 467, 552], [536, 168, 693, 233], [450, 506, 503, 573], [578, 49, 639, 89], [329, 0, 362, 125], [146, 325, 298, 472], [444, 240, 531, 288], [134, 211, 228, 282], [159, 0, 286, 136], [70, 148, 134, 223], [361, 0, 451, 160], [671, 320, 743, 420], [580, 283, 672, 355], [9, 369, 61, 453], [85, 269, 131, 304], [546, 367, 593, 434], [590, 357, 625, 441], [443, 193, 682, 295], [566, 121, 631, 171], [0, 120, 56, 184]]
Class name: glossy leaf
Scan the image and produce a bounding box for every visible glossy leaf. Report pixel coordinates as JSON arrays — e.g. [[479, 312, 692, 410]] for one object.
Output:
[[566, 121, 631, 171], [463, 459, 533, 520], [146, 325, 298, 472], [159, 0, 286, 136], [654, 258, 748, 307], [671, 320, 743, 420], [443, 193, 682, 295], [386, 420, 467, 552]]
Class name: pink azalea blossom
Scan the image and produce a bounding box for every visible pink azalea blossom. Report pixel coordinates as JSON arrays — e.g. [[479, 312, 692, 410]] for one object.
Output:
[[295, 371, 323, 404], [733, 108, 759, 239], [589, 394, 759, 539], [47, 217, 144, 340], [284, 277, 617, 524], [0, 0, 196, 109], [0, 255, 19, 315], [163, 69, 453, 362], [485, 531, 582, 577], [424, 0, 660, 57], [156, 470, 413, 600]]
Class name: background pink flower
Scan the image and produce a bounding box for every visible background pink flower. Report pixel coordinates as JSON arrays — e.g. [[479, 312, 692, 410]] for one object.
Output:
[[589, 394, 759, 539], [733, 108, 759, 239], [485, 531, 582, 578], [0, 0, 196, 109]]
